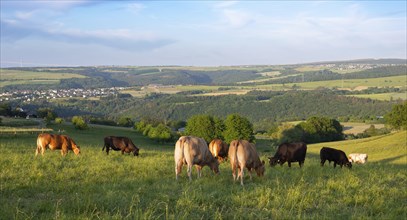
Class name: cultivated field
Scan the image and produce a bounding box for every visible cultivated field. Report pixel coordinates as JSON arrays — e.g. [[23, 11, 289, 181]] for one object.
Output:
[[0, 70, 86, 88], [0, 124, 406, 219]]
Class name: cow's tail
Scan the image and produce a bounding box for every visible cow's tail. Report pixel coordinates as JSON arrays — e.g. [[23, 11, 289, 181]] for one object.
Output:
[[35, 134, 42, 156], [211, 142, 218, 158], [231, 140, 240, 165]]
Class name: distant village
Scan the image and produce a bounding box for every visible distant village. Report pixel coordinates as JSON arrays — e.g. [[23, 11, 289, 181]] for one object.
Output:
[[0, 87, 125, 102]]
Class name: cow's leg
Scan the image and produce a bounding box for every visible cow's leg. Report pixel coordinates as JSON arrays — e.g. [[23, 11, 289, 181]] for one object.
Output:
[[175, 161, 183, 180], [333, 162, 337, 168], [232, 165, 237, 181], [320, 159, 326, 166], [106, 146, 110, 155], [299, 161, 304, 167], [288, 161, 292, 168], [187, 165, 192, 181], [248, 168, 253, 180], [196, 166, 202, 178], [35, 145, 41, 156], [240, 167, 244, 186]]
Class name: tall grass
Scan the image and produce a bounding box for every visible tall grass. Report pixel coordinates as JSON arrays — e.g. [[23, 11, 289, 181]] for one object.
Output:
[[0, 126, 406, 219]]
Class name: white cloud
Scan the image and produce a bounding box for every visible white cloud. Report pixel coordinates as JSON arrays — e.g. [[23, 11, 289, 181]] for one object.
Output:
[[221, 9, 253, 28], [213, 1, 239, 9], [127, 3, 145, 14]]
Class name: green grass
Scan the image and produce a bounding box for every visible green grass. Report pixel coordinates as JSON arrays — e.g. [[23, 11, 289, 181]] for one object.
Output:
[[0, 124, 406, 219], [0, 69, 85, 87], [347, 92, 407, 101]]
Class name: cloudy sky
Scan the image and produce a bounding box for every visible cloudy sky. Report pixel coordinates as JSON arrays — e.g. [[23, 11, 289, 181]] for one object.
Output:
[[1, 0, 406, 67]]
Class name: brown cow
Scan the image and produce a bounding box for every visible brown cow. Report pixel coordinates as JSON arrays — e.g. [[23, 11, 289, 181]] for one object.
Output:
[[228, 140, 265, 186], [102, 136, 139, 156], [36, 133, 81, 156], [174, 136, 219, 181], [208, 139, 229, 162]]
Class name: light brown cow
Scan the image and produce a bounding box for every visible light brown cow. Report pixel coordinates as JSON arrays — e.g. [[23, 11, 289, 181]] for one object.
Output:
[[208, 139, 229, 162], [228, 140, 265, 186], [174, 136, 219, 181], [36, 133, 81, 156]]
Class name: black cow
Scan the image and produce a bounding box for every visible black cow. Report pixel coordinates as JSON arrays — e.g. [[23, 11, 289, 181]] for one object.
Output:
[[268, 142, 307, 168], [103, 136, 139, 156], [320, 147, 351, 168]]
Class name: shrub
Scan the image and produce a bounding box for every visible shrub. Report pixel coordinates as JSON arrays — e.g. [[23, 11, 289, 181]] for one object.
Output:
[[223, 113, 255, 143], [72, 116, 88, 130], [385, 102, 407, 130]]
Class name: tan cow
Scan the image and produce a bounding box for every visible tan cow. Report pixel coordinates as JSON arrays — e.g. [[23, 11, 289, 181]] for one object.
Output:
[[228, 140, 265, 186], [36, 133, 81, 156], [208, 139, 229, 162], [174, 136, 219, 181]]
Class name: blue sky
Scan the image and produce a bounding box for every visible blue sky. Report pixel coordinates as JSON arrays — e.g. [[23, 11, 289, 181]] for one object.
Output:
[[1, 0, 406, 67]]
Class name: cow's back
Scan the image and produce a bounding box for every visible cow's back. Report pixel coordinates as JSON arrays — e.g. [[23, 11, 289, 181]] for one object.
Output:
[[184, 136, 211, 165], [237, 140, 259, 166], [38, 133, 64, 150]]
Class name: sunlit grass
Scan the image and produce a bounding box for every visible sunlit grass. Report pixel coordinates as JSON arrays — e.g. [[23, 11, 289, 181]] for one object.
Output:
[[0, 125, 405, 219]]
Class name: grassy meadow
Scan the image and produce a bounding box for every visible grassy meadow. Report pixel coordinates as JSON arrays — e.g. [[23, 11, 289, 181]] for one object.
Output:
[[0, 69, 86, 88], [0, 124, 406, 219]]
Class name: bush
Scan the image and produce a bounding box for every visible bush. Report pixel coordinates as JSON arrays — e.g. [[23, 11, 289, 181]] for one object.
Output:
[[385, 102, 407, 130], [117, 117, 134, 127], [55, 117, 64, 124], [223, 113, 255, 143], [297, 116, 344, 143], [270, 123, 303, 145], [72, 116, 88, 130], [185, 114, 224, 143]]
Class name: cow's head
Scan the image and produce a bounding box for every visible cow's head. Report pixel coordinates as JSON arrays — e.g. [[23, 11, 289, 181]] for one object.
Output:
[[209, 158, 220, 174], [345, 161, 352, 169], [73, 146, 81, 155], [133, 147, 140, 156], [268, 157, 279, 167], [256, 160, 266, 176]]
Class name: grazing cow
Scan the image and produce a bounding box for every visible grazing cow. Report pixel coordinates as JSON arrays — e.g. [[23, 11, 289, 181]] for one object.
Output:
[[208, 139, 229, 162], [320, 147, 352, 168], [102, 136, 139, 156], [36, 133, 80, 156], [348, 153, 368, 164], [268, 142, 307, 168], [174, 136, 219, 181], [228, 140, 265, 186]]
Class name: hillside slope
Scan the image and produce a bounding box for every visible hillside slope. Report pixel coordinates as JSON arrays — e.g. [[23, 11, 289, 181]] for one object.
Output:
[[307, 131, 406, 164]]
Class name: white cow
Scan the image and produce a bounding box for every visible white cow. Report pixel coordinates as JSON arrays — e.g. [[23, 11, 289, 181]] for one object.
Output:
[[348, 153, 368, 164]]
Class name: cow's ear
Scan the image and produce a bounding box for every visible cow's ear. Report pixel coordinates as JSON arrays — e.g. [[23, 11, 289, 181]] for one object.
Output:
[[262, 160, 265, 165]]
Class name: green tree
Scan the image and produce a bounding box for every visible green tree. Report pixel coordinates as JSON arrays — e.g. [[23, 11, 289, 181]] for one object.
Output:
[[223, 113, 255, 143], [118, 117, 133, 127], [385, 102, 407, 130], [55, 117, 64, 124], [72, 116, 88, 130], [147, 123, 172, 143], [297, 116, 343, 143], [0, 103, 12, 116], [185, 114, 222, 143], [270, 123, 303, 145]]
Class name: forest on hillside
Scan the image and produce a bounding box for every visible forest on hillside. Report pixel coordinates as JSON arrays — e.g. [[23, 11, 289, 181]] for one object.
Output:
[[15, 90, 394, 127]]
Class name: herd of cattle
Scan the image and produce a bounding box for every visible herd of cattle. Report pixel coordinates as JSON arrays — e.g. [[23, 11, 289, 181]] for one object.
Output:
[[35, 133, 368, 185]]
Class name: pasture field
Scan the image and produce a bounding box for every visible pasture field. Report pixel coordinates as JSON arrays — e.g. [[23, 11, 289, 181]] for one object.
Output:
[[0, 70, 86, 88], [0, 124, 406, 219], [347, 92, 407, 101]]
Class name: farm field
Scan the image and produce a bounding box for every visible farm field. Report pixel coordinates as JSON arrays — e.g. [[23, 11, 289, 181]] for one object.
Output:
[[0, 70, 86, 88], [279, 75, 407, 90], [0, 124, 406, 219], [348, 92, 407, 101]]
